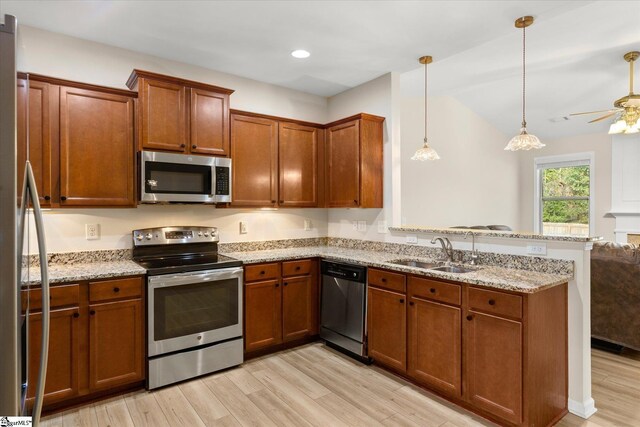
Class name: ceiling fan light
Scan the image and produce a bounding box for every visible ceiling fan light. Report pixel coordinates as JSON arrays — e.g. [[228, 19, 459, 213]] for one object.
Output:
[[504, 128, 545, 151], [608, 119, 628, 134], [411, 139, 440, 161]]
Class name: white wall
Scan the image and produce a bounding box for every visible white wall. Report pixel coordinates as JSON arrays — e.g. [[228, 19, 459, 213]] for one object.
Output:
[[518, 132, 614, 241], [17, 25, 332, 253], [326, 72, 402, 241], [400, 95, 520, 230]]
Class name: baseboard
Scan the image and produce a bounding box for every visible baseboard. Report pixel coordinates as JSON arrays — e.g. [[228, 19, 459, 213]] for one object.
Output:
[[568, 398, 597, 419]]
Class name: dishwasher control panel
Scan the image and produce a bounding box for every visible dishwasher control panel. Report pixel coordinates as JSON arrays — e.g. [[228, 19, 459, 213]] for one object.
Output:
[[321, 261, 366, 283]]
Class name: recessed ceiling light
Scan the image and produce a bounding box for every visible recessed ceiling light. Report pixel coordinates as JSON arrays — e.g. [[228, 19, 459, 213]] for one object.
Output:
[[291, 49, 310, 59]]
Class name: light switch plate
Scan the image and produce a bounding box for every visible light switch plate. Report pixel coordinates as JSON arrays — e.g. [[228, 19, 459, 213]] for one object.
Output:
[[406, 235, 418, 244], [304, 219, 312, 231], [527, 244, 547, 256], [85, 224, 99, 240], [239, 221, 248, 234], [357, 220, 367, 232], [377, 220, 387, 234]]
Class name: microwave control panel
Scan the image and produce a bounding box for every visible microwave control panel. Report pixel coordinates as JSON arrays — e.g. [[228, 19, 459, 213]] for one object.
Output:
[[215, 166, 230, 196]]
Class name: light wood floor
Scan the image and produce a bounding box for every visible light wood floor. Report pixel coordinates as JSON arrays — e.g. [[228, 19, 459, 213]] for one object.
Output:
[[41, 343, 640, 427]]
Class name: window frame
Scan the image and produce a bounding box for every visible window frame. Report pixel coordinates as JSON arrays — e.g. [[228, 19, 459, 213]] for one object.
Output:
[[533, 152, 595, 236]]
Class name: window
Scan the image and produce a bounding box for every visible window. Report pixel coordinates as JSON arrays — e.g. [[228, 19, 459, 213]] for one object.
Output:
[[534, 153, 594, 237]]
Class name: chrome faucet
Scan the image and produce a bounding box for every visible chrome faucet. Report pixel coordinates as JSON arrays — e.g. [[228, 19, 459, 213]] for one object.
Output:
[[464, 231, 480, 265], [431, 236, 455, 262]]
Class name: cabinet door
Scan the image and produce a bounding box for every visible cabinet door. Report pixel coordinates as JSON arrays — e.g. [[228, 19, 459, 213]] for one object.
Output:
[[282, 275, 312, 342], [326, 120, 360, 207], [140, 78, 187, 152], [231, 114, 278, 207], [190, 88, 230, 156], [408, 297, 461, 396], [27, 307, 80, 405], [17, 78, 55, 207], [465, 311, 523, 424], [89, 299, 144, 390], [367, 286, 406, 372], [278, 122, 318, 207], [59, 86, 135, 207], [245, 280, 283, 351]]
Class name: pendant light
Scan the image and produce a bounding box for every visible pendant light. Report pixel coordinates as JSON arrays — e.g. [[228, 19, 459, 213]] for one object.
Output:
[[504, 16, 545, 151], [411, 55, 440, 160]]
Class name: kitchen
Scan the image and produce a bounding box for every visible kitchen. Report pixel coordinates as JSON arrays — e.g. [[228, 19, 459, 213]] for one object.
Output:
[[2, 2, 637, 424]]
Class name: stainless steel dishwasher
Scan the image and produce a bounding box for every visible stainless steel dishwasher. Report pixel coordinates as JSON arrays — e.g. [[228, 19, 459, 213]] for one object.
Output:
[[320, 260, 367, 358]]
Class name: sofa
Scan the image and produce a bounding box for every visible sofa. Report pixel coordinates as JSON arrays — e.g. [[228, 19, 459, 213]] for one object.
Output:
[[591, 241, 640, 351]]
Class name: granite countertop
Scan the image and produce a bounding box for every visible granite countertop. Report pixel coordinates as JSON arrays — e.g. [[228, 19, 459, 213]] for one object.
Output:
[[21, 260, 146, 287], [224, 246, 572, 293], [389, 225, 603, 243]]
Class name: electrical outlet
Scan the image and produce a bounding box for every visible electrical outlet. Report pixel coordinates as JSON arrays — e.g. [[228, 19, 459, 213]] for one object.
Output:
[[85, 224, 99, 240], [352, 221, 358, 231], [527, 244, 547, 256], [357, 220, 367, 232], [406, 235, 418, 244], [239, 221, 248, 234], [377, 220, 387, 234], [304, 219, 312, 231]]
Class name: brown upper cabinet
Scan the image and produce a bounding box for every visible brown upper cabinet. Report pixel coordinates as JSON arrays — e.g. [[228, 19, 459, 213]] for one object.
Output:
[[127, 70, 233, 157], [230, 111, 324, 208], [17, 74, 137, 208], [326, 113, 384, 208]]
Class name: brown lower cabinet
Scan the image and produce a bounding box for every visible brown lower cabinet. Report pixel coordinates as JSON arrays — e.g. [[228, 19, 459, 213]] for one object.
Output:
[[22, 276, 145, 410], [244, 259, 319, 353], [367, 268, 568, 427]]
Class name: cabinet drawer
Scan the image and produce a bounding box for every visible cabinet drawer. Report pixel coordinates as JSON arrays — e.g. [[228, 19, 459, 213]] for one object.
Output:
[[408, 276, 461, 306], [282, 259, 313, 277], [245, 263, 280, 282], [90, 277, 142, 303], [468, 287, 522, 319], [22, 283, 80, 311], [368, 268, 406, 293]]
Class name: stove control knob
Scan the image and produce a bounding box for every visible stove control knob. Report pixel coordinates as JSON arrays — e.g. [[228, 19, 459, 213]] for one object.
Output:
[[198, 232, 203, 237], [135, 234, 143, 241], [211, 230, 217, 237], [204, 232, 209, 237], [145, 233, 152, 240]]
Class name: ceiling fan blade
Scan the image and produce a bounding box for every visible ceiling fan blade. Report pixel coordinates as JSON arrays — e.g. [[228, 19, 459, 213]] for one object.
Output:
[[570, 109, 620, 116], [588, 112, 618, 123]]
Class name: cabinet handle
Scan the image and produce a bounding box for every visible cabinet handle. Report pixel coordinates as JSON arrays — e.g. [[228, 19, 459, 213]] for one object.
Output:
[[399, 299, 404, 303], [60, 196, 67, 201], [260, 270, 265, 275], [381, 278, 387, 282], [113, 287, 120, 293], [271, 200, 276, 203], [409, 301, 414, 306], [488, 299, 496, 306], [73, 312, 80, 318], [275, 283, 280, 288], [180, 143, 186, 148], [43, 195, 51, 201], [284, 282, 288, 286], [430, 288, 436, 293], [353, 199, 358, 204], [466, 315, 473, 321], [295, 266, 301, 271], [192, 145, 197, 149], [90, 310, 96, 315]]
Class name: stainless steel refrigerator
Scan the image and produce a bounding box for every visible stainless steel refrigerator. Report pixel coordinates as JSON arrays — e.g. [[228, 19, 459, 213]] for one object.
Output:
[[0, 14, 51, 426]]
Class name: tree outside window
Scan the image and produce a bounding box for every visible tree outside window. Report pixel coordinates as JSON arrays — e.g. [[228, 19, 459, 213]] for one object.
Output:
[[541, 165, 590, 236]]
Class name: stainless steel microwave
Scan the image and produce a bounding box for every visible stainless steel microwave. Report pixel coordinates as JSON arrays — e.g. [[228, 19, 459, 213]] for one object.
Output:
[[140, 151, 231, 203]]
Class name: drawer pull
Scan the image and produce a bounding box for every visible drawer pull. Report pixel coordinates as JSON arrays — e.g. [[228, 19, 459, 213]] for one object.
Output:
[[73, 312, 79, 318], [271, 200, 276, 203], [275, 283, 279, 288], [466, 315, 473, 321], [488, 299, 496, 306], [60, 196, 67, 201], [192, 145, 197, 149], [295, 266, 301, 271], [260, 270, 265, 275], [44, 195, 51, 201], [90, 310, 96, 315], [284, 282, 288, 286], [430, 288, 436, 293], [113, 287, 120, 293], [409, 301, 414, 306], [381, 278, 387, 282], [399, 298, 404, 303], [180, 143, 186, 148]]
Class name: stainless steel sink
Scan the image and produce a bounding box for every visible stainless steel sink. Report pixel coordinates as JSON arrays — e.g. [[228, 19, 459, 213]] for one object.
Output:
[[389, 259, 443, 269], [429, 265, 478, 274]]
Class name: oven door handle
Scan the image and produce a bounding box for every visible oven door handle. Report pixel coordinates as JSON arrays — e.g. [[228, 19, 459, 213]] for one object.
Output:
[[148, 267, 244, 288]]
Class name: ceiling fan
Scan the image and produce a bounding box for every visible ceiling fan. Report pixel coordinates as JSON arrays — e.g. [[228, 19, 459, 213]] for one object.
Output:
[[570, 51, 640, 134]]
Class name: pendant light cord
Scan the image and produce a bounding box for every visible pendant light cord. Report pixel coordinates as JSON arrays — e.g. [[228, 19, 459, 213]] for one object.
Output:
[[522, 23, 526, 128], [424, 60, 428, 142]]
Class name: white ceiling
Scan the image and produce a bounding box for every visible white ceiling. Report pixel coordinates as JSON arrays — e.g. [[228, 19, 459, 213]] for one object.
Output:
[[1, 0, 639, 139]]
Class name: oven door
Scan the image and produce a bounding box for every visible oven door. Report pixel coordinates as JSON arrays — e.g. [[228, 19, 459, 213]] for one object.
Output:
[[147, 267, 243, 357], [140, 151, 216, 203]]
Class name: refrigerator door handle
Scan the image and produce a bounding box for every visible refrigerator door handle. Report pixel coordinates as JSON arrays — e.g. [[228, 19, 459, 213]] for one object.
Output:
[[17, 161, 50, 425]]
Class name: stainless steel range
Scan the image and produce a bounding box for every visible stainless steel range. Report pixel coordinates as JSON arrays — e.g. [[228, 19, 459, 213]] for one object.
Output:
[[132, 226, 243, 390]]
